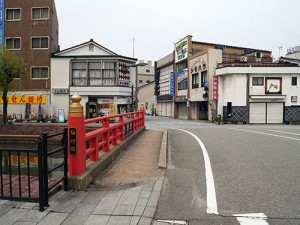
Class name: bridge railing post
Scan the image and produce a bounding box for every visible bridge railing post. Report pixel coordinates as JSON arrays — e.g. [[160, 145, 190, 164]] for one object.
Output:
[[68, 95, 86, 176]]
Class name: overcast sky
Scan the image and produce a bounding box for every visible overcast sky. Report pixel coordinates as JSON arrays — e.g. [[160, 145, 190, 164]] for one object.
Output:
[[55, 0, 300, 62]]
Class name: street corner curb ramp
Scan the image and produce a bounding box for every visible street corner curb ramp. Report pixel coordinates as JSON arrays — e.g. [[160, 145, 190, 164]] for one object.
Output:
[[68, 127, 145, 191]]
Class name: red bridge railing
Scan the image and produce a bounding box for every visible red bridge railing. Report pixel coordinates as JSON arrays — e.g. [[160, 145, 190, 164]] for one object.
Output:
[[67, 95, 145, 176]]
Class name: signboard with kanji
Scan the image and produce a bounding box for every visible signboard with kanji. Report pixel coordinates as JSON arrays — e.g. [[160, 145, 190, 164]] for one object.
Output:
[[0, 95, 46, 104], [213, 76, 218, 100]]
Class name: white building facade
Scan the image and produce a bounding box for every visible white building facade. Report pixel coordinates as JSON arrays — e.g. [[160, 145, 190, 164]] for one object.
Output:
[[216, 63, 300, 124], [50, 39, 137, 120]]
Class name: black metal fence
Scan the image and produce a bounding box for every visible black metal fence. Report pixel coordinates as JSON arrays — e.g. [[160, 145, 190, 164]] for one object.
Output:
[[0, 128, 68, 211]]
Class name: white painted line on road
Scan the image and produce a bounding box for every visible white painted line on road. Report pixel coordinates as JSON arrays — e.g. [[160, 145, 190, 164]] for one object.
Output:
[[230, 128, 300, 141], [157, 220, 188, 224], [269, 130, 300, 136], [177, 129, 218, 215], [234, 213, 269, 225]]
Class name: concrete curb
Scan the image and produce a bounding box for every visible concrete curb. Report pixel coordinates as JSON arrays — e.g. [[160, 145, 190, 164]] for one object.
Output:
[[158, 130, 167, 169], [68, 127, 145, 191]]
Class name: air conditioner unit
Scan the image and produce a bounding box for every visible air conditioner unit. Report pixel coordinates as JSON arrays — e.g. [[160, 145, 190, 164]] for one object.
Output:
[[240, 56, 247, 62]]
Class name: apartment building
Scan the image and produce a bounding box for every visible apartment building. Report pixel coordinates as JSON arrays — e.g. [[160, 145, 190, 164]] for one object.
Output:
[[1, 0, 59, 117], [137, 60, 154, 87]]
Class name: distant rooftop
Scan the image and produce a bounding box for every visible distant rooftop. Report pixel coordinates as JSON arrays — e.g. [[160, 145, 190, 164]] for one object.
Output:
[[192, 40, 272, 54]]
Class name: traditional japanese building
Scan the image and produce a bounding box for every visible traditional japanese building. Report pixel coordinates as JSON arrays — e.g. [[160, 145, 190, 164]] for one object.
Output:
[[50, 39, 137, 120]]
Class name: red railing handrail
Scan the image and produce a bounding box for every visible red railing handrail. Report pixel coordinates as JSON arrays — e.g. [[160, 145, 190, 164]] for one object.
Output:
[[84, 111, 140, 124], [67, 95, 145, 176]]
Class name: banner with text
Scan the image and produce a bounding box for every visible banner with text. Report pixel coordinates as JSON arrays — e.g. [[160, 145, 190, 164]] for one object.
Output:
[[0, 95, 46, 104]]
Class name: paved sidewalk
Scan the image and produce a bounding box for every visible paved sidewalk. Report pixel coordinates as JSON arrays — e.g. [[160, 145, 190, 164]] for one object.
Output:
[[0, 129, 165, 225]]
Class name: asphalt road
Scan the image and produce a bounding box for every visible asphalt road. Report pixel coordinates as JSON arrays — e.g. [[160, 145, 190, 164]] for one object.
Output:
[[146, 116, 300, 225]]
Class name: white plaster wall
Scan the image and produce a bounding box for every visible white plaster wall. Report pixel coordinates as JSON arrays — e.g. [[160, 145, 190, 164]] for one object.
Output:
[[51, 58, 70, 88], [50, 57, 71, 117], [283, 74, 300, 106], [223, 75, 247, 106], [217, 75, 224, 115], [59, 45, 112, 56]]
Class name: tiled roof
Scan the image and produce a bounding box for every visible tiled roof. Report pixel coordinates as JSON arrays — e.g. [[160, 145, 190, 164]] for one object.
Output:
[[278, 57, 300, 65]]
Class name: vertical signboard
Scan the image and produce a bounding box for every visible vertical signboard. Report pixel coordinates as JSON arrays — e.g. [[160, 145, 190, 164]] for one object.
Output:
[[177, 69, 188, 84], [213, 76, 218, 100], [174, 37, 188, 63], [0, 0, 4, 46], [170, 72, 174, 96]]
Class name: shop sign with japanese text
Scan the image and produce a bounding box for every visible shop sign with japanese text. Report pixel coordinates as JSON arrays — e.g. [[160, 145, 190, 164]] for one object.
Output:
[[175, 37, 188, 63], [170, 72, 174, 96], [213, 76, 218, 100], [0, 95, 46, 104]]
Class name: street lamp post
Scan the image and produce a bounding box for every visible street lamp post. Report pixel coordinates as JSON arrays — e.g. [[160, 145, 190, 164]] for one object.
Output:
[[130, 62, 147, 111]]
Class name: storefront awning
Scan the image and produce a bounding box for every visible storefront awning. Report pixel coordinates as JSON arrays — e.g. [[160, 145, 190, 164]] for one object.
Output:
[[174, 96, 188, 102], [250, 95, 286, 100]]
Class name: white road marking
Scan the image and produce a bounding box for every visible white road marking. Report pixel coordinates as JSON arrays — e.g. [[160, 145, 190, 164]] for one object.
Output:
[[269, 130, 300, 136], [230, 128, 300, 141], [156, 220, 188, 224], [234, 213, 269, 225], [177, 129, 218, 215]]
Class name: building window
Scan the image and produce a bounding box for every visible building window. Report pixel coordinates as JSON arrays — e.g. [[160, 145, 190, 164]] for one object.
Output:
[[32, 37, 49, 49], [102, 62, 116, 85], [89, 62, 102, 85], [31, 67, 49, 79], [252, 77, 264, 86], [192, 73, 199, 89], [178, 81, 187, 90], [139, 80, 143, 83], [177, 61, 188, 91], [72, 61, 116, 86], [6, 8, 21, 21], [146, 69, 150, 73], [159, 64, 173, 95], [6, 38, 21, 50], [256, 52, 262, 58], [32, 8, 49, 20], [146, 80, 151, 84], [72, 62, 88, 86], [201, 71, 208, 87], [292, 77, 297, 86]]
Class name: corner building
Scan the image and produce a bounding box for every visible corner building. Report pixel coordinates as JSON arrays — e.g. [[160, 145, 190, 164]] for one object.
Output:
[[50, 39, 137, 120]]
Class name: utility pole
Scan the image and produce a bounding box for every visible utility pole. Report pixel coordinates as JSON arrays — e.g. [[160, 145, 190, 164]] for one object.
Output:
[[133, 35, 135, 58], [277, 45, 283, 58]]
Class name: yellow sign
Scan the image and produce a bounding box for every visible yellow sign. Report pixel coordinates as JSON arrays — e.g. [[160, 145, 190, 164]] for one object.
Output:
[[0, 95, 46, 104], [109, 104, 115, 121], [2, 155, 39, 167]]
